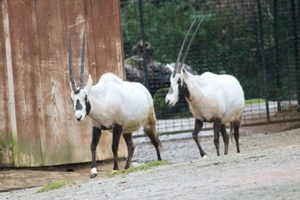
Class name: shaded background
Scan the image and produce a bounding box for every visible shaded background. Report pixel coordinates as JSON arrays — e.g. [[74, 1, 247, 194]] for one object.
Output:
[[121, 0, 300, 135]]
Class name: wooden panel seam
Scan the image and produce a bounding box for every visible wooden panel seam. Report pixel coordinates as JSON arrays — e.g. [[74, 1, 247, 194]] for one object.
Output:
[[2, 0, 18, 166]]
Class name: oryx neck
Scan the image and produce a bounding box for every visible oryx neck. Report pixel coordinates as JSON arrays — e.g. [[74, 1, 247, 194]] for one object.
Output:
[[86, 98, 91, 115], [179, 80, 190, 101]]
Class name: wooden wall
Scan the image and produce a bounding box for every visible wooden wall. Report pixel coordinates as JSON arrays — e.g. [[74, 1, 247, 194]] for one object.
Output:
[[0, 0, 126, 167]]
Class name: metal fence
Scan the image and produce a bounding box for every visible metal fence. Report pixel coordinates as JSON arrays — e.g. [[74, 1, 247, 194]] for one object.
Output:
[[120, 0, 300, 135]]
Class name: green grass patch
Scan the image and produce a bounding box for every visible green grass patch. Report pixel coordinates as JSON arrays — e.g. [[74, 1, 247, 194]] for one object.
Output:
[[245, 98, 265, 105], [36, 182, 66, 193], [108, 160, 172, 178]]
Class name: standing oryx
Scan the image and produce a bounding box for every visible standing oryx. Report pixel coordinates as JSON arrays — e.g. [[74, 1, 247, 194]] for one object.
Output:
[[68, 32, 161, 178], [165, 17, 245, 157]]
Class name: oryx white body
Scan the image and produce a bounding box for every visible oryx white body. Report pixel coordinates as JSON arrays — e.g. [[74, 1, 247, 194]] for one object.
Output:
[[166, 66, 245, 157], [70, 73, 162, 178], [68, 32, 161, 179], [76, 73, 155, 133], [169, 71, 244, 124], [164, 16, 244, 157]]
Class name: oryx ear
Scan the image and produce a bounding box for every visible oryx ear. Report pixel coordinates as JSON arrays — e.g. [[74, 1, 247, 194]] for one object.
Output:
[[181, 66, 186, 74], [180, 66, 188, 82], [167, 64, 174, 72], [84, 75, 93, 94]]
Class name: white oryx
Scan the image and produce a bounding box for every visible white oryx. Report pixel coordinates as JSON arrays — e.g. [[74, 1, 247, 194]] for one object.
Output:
[[165, 17, 245, 157], [68, 32, 161, 178]]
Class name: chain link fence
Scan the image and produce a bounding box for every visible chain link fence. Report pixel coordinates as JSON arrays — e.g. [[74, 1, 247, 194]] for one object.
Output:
[[120, 0, 300, 136]]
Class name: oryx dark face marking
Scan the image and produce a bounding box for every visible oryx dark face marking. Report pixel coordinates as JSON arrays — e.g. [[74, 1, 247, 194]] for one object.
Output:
[[166, 69, 191, 106], [70, 89, 89, 122], [76, 99, 83, 110], [179, 80, 190, 100]]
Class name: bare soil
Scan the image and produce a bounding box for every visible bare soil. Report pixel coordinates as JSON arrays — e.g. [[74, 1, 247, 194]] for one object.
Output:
[[1, 121, 300, 199]]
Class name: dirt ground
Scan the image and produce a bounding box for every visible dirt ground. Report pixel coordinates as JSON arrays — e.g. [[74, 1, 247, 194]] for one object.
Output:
[[1, 121, 300, 199]]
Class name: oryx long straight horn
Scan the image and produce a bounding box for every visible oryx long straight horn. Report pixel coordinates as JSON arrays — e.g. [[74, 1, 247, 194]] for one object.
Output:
[[179, 17, 205, 70], [68, 33, 76, 92], [68, 31, 85, 91], [79, 31, 85, 89], [174, 17, 205, 75], [174, 17, 198, 75]]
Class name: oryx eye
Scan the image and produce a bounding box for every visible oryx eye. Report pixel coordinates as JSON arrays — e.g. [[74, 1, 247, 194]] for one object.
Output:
[[177, 78, 181, 84]]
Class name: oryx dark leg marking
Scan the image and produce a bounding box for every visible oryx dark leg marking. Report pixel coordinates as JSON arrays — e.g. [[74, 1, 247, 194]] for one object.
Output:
[[192, 119, 207, 157], [112, 125, 122, 171], [123, 133, 135, 169], [144, 126, 162, 161], [213, 118, 222, 156], [90, 126, 101, 178], [220, 124, 229, 155], [233, 120, 241, 153]]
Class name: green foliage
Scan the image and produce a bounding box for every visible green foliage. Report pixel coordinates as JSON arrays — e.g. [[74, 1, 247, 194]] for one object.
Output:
[[121, 1, 203, 63], [121, 0, 300, 101], [108, 160, 171, 178], [36, 182, 65, 193], [245, 98, 266, 105]]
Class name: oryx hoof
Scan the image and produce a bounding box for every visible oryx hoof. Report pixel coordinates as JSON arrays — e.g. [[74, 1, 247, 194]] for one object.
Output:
[[90, 167, 97, 179], [90, 173, 97, 179]]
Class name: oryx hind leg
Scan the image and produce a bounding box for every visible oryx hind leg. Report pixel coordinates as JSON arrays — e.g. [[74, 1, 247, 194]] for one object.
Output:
[[213, 118, 222, 156], [220, 124, 229, 155], [112, 125, 122, 171], [232, 120, 241, 153], [123, 133, 135, 169], [144, 108, 162, 160]]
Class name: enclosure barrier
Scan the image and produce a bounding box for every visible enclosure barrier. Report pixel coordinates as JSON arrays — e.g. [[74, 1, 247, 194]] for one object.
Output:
[[120, 0, 300, 136]]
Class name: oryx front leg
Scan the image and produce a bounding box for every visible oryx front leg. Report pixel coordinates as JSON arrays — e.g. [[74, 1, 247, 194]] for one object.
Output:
[[112, 125, 122, 172], [123, 133, 135, 169], [90, 127, 101, 178], [192, 119, 207, 158]]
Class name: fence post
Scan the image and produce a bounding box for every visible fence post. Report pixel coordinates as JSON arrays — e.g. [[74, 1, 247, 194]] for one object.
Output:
[[273, 0, 282, 112], [138, 0, 149, 89], [290, 0, 300, 106], [257, 0, 270, 121]]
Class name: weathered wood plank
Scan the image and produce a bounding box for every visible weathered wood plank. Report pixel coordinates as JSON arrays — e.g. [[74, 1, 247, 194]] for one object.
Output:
[[33, 0, 74, 165], [0, 0, 14, 167], [0, 0, 126, 167], [6, 0, 31, 167], [88, 0, 125, 78]]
